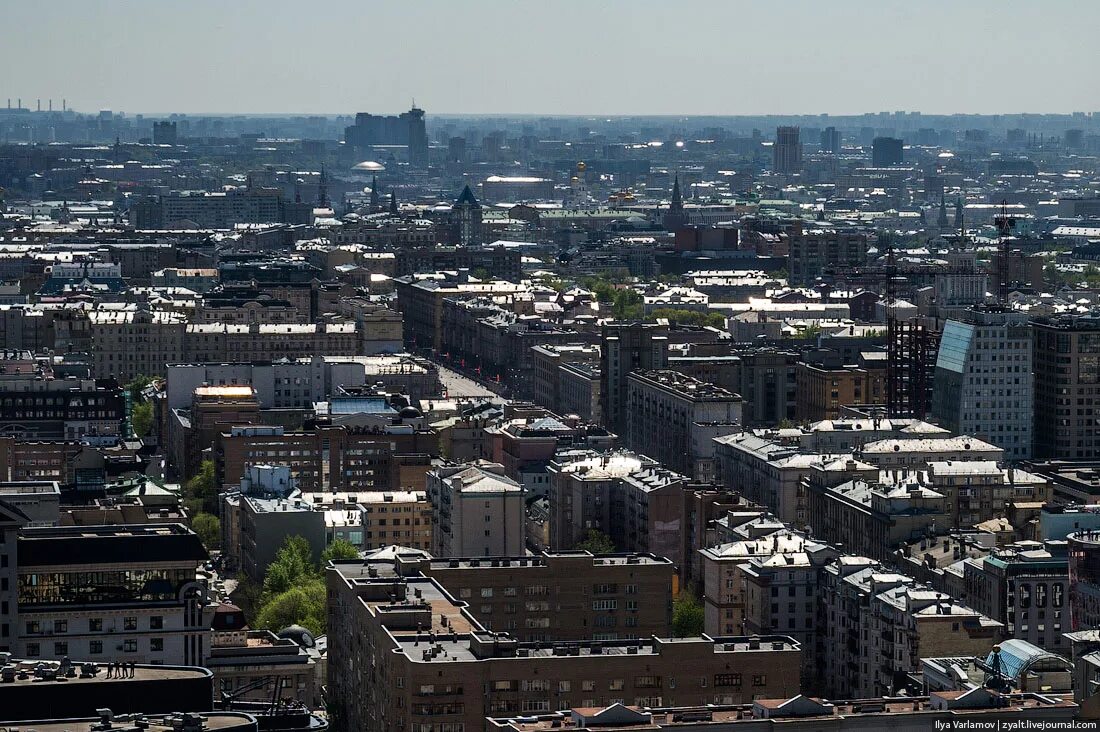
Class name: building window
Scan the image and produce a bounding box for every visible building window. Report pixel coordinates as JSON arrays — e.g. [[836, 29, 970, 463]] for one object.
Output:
[[752, 674, 767, 687], [53, 619, 67, 633], [123, 639, 138, 653], [89, 641, 103, 655], [89, 619, 103, 632], [714, 674, 742, 687], [54, 642, 68, 656], [150, 616, 164, 630], [124, 617, 138, 631], [151, 638, 164, 652]]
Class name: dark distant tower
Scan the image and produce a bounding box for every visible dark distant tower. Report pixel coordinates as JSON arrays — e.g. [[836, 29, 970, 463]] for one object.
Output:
[[937, 193, 950, 229], [405, 104, 428, 168], [871, 136, 904, 166], [318, 164, 329, 208], [452, 185, 483, 246], [369, 176, 381, 213], [954, 197, 965, 232], [773, 126, 802, 174], [113, 136, 122, 164], [389, 190, 398, 216], [662, 175, 687, 231]]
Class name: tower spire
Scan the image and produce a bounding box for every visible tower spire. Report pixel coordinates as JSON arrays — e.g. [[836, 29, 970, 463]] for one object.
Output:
[[318, 163, 329, 208]]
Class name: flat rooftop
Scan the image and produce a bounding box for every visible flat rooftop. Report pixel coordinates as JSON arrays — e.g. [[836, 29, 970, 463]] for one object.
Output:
[[0, 713, 255, 731], [0, 658, 210, 688]]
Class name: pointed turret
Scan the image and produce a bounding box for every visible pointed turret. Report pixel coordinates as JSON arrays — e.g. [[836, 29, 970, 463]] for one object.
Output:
[[389, 190, 398, 215], [937, 193, 949, 229], [954, 197, 965, 232], [662, 174, 688, 231]]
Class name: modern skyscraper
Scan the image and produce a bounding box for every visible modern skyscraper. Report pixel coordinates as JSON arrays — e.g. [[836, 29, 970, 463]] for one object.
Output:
[[820, 126, 840, 153], [871, 136, 904, 166], [773, 126, 802, 175], [932, 306, 1034, 460], [1032, 314, 1100, 460]]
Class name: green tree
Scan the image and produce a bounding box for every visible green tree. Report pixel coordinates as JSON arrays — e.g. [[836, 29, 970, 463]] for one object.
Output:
[[125, 374, 155, 403], [321, 538, 361, 564], [184, 459, 218, 514], [612, 289, 644, 320], [471, 267, 492, 281], [648, 308, 727, 329], [263, 535, 316, 596], [672, 593, 705, 637], [192, 512, 221, 550], [255, 579, 327, 635], [132, 400, 153, 438], [796, 323, 824, 340], [575, 529, 616, 554]]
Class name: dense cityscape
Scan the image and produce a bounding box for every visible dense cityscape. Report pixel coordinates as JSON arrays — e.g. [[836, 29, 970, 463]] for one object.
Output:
[[2, 6, 1100, 730]]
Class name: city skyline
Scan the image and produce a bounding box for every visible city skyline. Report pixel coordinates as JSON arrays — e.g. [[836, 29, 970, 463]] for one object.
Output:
[[3, 0, 1098, 116]]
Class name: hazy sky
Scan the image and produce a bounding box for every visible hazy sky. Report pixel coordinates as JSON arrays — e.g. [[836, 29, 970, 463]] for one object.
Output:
[[3, 0, 1097, 116]]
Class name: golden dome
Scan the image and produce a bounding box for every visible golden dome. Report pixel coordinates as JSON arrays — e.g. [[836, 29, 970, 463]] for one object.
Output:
[[576, 161, 586, 172]]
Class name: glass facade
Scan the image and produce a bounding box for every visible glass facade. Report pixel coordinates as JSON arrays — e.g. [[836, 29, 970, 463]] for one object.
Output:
[[935, 320, 974, 373], [18, 569, 193, 606]]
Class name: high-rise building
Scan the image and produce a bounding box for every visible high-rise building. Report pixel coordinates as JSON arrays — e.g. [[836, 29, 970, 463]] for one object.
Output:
[[820, 126, 840, 153], [932, 306, 1034, 460], [871, 136, 904, 166], [773, 126, 802, 175], [152, 120, 177, 145], [599, 323, 669, 434], [1033, 314, 1100, 459], [344, 105, 428, 167]]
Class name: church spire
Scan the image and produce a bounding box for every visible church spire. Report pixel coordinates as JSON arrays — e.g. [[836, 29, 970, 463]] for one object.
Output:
[[318, 163, 329, 208], [671, 174, 683, 211], [389, 189, 398, 215], [937, 192, 949, 228]]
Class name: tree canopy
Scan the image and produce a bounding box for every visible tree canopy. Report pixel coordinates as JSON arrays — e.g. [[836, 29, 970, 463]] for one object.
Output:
[[249, 535, 359, 636], [575, 529, 616, 554], [672, 593, 705, 637]]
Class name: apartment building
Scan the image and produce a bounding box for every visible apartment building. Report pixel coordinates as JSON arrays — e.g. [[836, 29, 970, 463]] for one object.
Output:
[[700, 530, 836, 641], [185, 322, 359, 364], [325, 561, 801, 732], [820, 557, 1002, 698], [9, 524, 214, 666], [961, 541, 1069, 652], [427, 461, 526, 557], [805, 473, 952, 560], [855, 435, 1004, 469], [87, 307, 186, 381], [416, 551, 673, 642], [793, 353, 886, 422], [0, 375, 125, 440], [625, 370, 742, 480], [548, 451, 687, 567], [787, 228, 869, 285], [216, 423, 436, 492], [713, 433, 871, 527]]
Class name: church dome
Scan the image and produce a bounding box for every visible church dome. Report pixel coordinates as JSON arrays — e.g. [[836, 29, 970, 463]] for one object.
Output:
[[352, 160, 386, 172]]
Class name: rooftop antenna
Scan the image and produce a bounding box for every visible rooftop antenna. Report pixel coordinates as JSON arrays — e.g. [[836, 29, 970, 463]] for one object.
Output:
[[994, 199, 1016, 304]]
